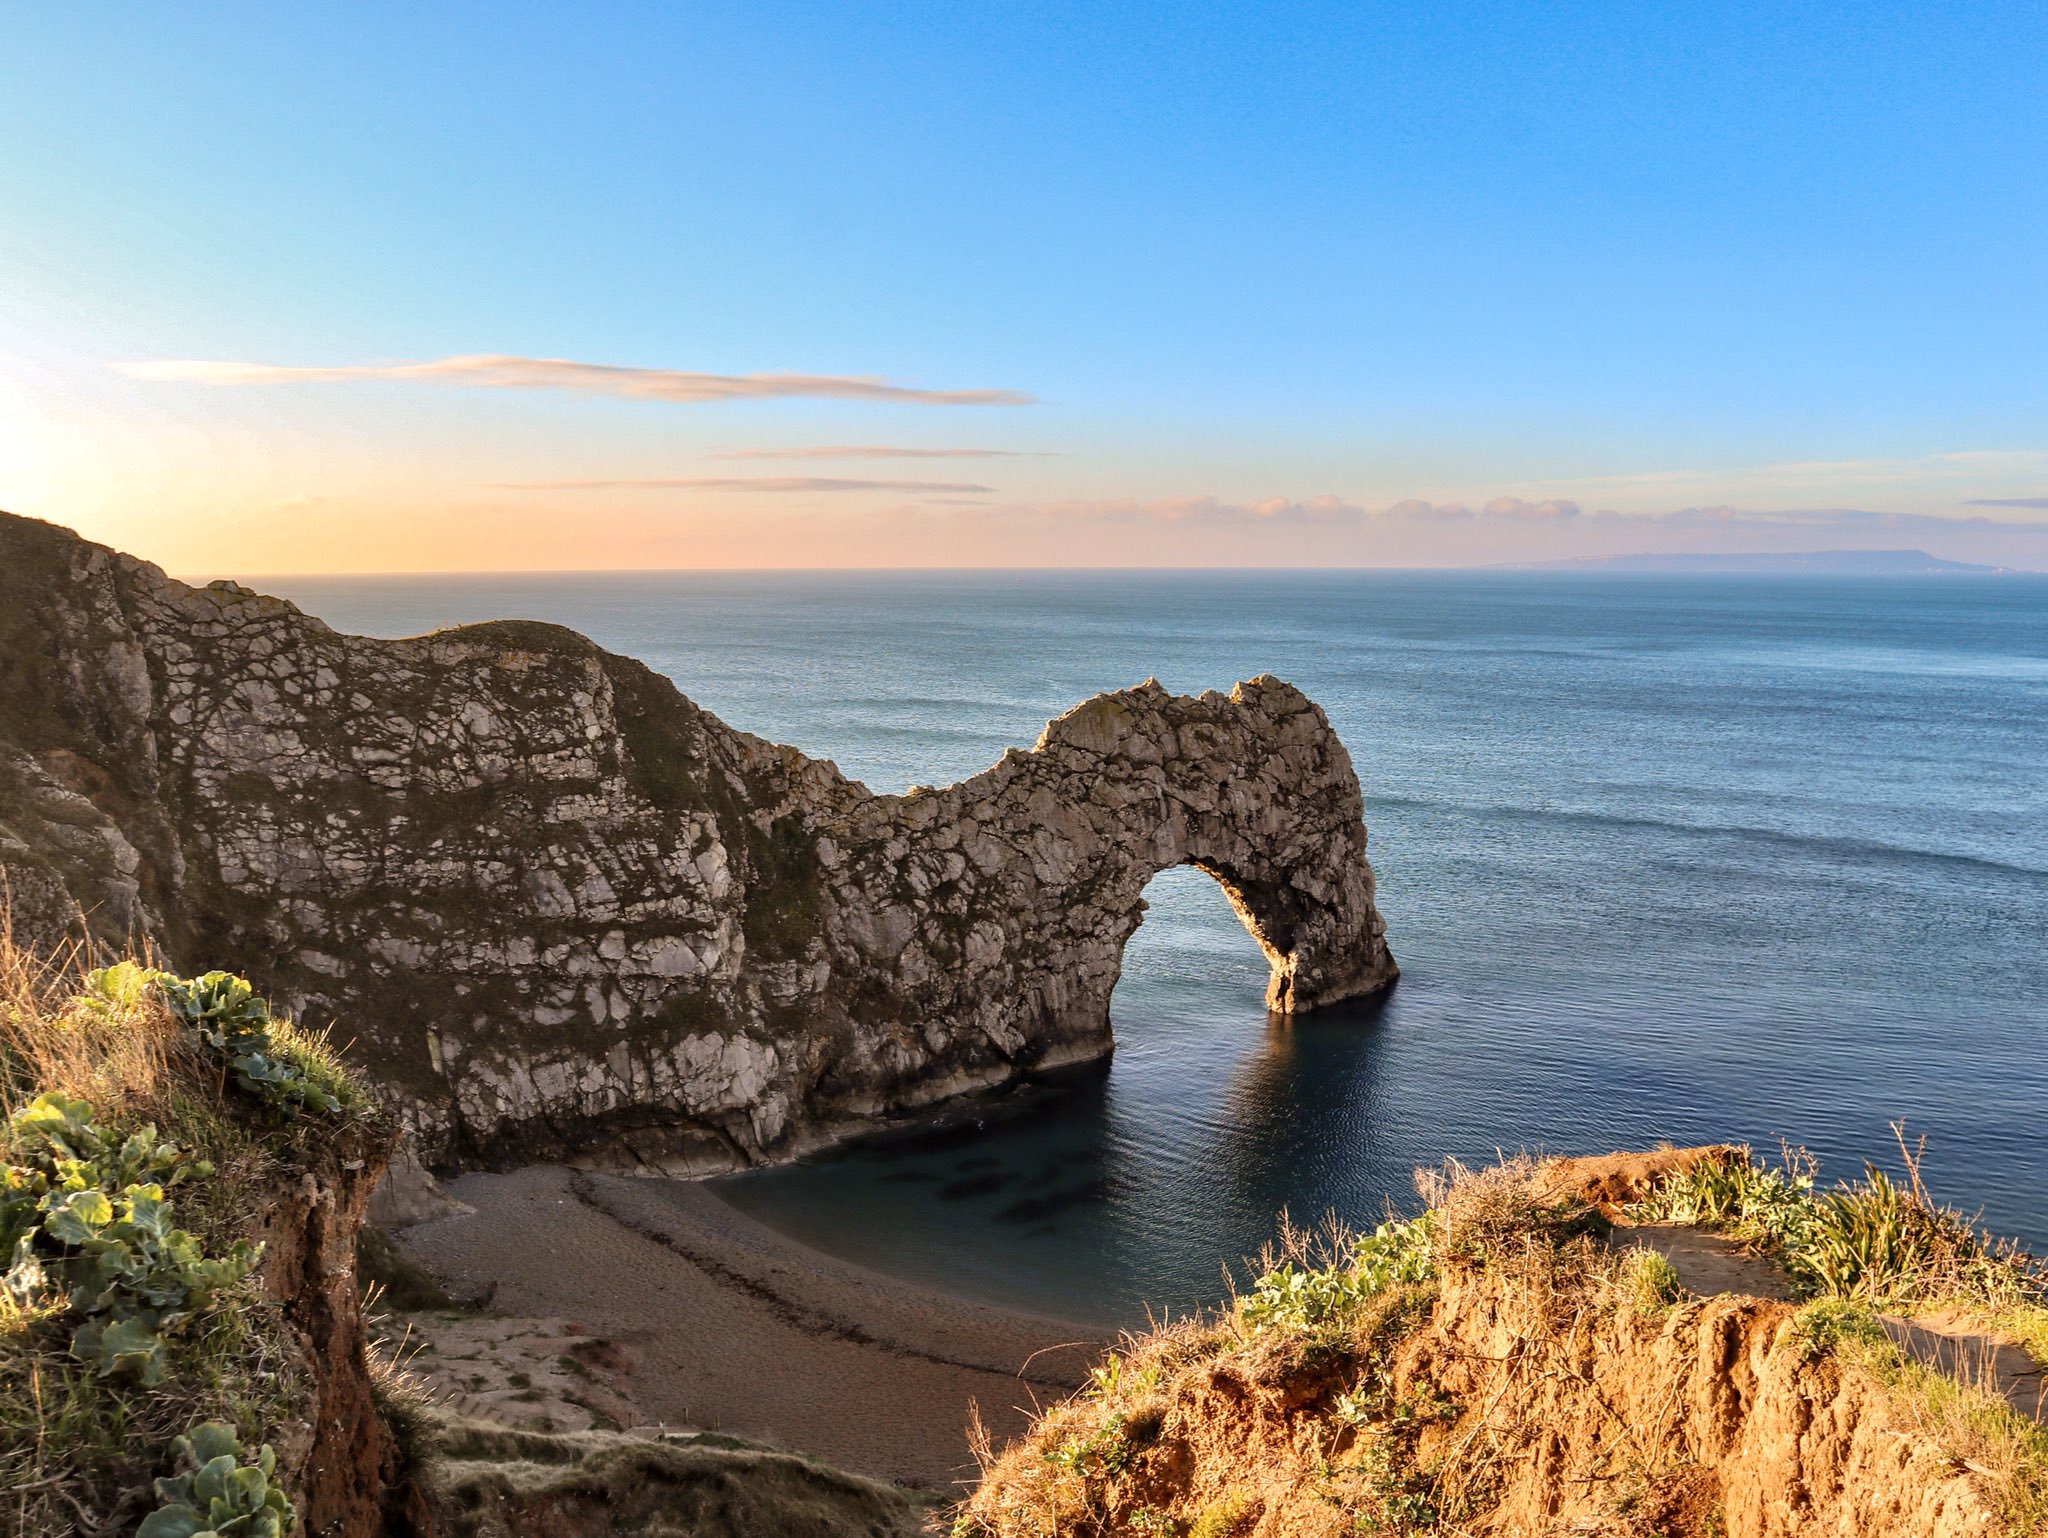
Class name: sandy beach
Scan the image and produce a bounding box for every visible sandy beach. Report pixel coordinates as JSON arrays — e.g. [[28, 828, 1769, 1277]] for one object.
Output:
[[395, 1165, 1108, 1491]]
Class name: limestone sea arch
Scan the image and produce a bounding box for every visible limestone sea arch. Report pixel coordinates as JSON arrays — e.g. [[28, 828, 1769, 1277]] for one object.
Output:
[[0, 510, 1396, 1173]]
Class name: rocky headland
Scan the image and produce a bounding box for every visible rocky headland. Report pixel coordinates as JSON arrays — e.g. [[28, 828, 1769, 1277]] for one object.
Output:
[[0, 510, 1395, 1184]]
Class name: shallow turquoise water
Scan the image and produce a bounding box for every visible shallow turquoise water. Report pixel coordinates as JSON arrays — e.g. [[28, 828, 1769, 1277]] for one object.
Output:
[[267, 570, 2048, 1324]]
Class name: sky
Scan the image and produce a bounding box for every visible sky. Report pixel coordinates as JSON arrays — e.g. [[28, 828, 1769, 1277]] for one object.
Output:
[[3, 3, 2046, 572]]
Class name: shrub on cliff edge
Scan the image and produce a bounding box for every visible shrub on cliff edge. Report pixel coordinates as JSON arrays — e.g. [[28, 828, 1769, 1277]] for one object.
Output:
[[2, 1093, 255, 1385]]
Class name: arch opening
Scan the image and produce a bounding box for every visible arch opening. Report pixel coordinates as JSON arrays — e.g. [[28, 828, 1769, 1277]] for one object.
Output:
[[1113, 863, 1289, 1033], [1183, 857, 1298, 973]]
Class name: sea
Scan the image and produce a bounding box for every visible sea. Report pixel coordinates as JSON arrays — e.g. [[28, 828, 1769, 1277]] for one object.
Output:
[[261, 569, 2048, 1326]]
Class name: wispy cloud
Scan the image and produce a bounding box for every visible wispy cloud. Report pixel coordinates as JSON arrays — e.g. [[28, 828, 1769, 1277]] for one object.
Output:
[[1965, 496, 2048, 509], [1026, 494, 1577, 526], [1012, 495, 2048, 535], [490, 475, 996, 494], [712, 444, 1051, 460], [117, 353, 1034, 407]]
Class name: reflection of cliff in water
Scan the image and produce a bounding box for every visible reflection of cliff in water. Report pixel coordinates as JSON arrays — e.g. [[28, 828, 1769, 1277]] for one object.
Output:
[[706, 860, 1418, 1325], [1208, 992, 1401, 1231]]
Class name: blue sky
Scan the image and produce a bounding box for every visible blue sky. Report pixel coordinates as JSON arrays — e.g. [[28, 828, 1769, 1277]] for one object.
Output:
[[3, 3, 2045, 569]]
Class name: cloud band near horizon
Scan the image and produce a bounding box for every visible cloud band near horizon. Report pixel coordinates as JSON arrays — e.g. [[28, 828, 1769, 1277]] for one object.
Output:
[[116, 353, 1035, 406], [492, 475, 996, 493], [487, 480, 2048, 542], [990, 494, 2048, 534], [713, 444, 1049, 459]]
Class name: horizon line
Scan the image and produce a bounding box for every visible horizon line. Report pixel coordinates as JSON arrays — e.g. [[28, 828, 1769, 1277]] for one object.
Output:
[[199, 559, 2045, 581]]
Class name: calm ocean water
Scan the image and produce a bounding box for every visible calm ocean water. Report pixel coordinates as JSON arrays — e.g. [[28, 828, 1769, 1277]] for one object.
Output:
[[264, 570, 2048, 1325]]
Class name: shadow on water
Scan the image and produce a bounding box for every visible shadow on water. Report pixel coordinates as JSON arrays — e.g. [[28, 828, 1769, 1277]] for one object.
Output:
[[1212, 991, 1401, 1214], [711, 868, 1414, 1325]]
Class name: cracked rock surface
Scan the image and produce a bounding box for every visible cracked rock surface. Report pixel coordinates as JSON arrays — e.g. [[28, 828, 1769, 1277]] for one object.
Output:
[[0, 511, 1396, 1173]]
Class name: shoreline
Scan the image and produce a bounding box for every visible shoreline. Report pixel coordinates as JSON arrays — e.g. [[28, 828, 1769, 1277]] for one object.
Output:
[[563, 1046, 1121, 1182], [395, 1163, 1108, 1490]]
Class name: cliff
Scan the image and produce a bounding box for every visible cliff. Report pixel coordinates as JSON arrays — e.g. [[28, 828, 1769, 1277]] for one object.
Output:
[[959, 1147, 2048, 1537], [0, 510, 1395, 1176], [0, 947, 940, 1537]]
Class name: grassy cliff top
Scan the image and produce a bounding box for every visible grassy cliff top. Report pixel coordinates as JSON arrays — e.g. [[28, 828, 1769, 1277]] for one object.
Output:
[[961, 1144, 2048, 1538], [0, 927, 383, 1537]]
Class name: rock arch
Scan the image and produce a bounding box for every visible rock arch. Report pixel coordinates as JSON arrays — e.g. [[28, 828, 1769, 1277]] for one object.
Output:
[[0, 512, 1397, 1173], [813, 678, 1398, 1099]]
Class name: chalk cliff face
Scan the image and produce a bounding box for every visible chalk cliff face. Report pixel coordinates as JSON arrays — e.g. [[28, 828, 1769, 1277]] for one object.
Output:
[[0, 511, 1396, 1172]]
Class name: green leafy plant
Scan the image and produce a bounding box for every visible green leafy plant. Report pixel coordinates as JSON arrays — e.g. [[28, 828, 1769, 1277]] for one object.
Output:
[[1354, 1215, 1436, 1293], [1794, 1166, 1946, 1301], [1046, 1412, 1137, 1479], [1241, 1215, 1436, 1336], [0, 1093, 255, 1384], [1240, 1262, 1361, 1334], [152, 970, 343, 1115], [138, 1421, 296, 1538], [70, 964, 352, 1118], [1085, 1350, 1163, 1402], [1087, 1352, 1125, 1399], [75, 957, 160, 1018], [1784, 1298, 1889, 1360], [1335, 1384, 1377, 1429], [1632, 1148, 1818, 1253], [1348, 1435, 1441, 1534], [1631, 1141, 2034, 1310]]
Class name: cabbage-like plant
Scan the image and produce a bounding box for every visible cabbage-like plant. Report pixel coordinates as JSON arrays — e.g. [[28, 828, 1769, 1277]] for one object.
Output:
[[1, 1094, 255, 1383], [9, 1091, 203, 1188], [77, 957, 159, 1016], [158, 971, 274, 1051], [1240, 1216, 1436, 1336], [128, 968, 344, 1115], [138, 1421, 296, 1538]]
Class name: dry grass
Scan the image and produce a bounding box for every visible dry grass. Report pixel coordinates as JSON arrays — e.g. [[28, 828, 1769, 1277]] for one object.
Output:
[[959, 1156, 1642, 1537], [1639, 1139, 2048, 1533], [1612, 1245, 1685, 1316], [1838, 1322, 2048, 1536], [1632, 1129, 2048, 1320], [1421, 1151, 1593, 1257], [365, 1302, 445, 1487], [1985, 1305, 2048, 1380], [958, 1172, 1472, 1538], [0, 918, 182, 1125]]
